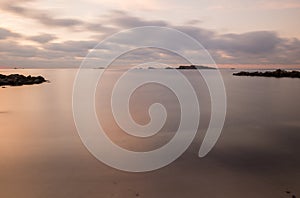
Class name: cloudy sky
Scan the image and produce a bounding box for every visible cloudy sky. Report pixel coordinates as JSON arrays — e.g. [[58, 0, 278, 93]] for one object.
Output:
[[1, 0, 300, 68]]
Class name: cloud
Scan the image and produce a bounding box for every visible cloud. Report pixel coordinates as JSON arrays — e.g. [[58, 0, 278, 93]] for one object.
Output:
[[85, 23, 116, 33], [45, 40, 98, 53], [1, 3, 120, 35], [0, 28, 21, 39], [216, 31, 281, 54], [1, 3, 166, 32], [0, 40, 38, 57], [28, 34, 57, 43], [108, 10, 168, 28], [0, 8, 299, 67], [2, 4, 83, 28]]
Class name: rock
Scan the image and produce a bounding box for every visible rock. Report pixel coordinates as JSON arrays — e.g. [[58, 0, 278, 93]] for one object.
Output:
[[178, 65, 197, 69], [176, 65, 216, 70], [233, 69, 300, 78], [0, 73, 47, 86]]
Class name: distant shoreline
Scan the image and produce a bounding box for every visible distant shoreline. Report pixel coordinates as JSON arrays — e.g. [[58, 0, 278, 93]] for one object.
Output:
[[1, 64, 300, 70], [233, 69, 300, 78]]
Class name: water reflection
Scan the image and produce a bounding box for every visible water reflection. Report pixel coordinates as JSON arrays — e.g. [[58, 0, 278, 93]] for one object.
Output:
[[0, 69, 299, 198]]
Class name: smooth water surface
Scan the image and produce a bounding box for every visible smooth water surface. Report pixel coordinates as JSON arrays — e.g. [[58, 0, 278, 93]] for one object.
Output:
[[0, 69, 299, 198]]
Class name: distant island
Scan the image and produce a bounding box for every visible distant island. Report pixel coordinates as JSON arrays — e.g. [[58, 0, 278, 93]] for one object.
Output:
[[0, 74, 47, 87], [176, 65, 216, 70], [132, 65, 216, 70], [233, 69, 300, 78]]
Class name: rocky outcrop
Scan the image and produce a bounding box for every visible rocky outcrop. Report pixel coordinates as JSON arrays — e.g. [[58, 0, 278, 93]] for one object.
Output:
[[0, 74, 47, 86], [233, 69, 300, 78], [176, 65, 216, 70]]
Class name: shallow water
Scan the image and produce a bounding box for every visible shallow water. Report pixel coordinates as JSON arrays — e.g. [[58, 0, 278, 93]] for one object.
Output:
[[0, 68, 299, 198]]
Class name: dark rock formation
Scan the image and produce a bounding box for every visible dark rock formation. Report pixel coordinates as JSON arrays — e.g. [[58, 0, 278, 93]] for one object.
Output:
[[233, 69, 300, 78], [176, 65, 216, 70], [0, 74, 47, 86], [177, 65, 197, 69]]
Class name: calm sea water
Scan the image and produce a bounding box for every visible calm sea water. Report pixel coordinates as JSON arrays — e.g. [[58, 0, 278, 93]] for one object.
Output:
[[0, 68, 299, 198]]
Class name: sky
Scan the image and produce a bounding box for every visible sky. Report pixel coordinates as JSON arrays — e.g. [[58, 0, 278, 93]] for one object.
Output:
[[0, 0, 300, 68]]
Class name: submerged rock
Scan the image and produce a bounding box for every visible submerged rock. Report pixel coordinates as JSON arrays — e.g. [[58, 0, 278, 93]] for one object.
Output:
[[233, 69, 300, 78], [0, 74, 47, 86]]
